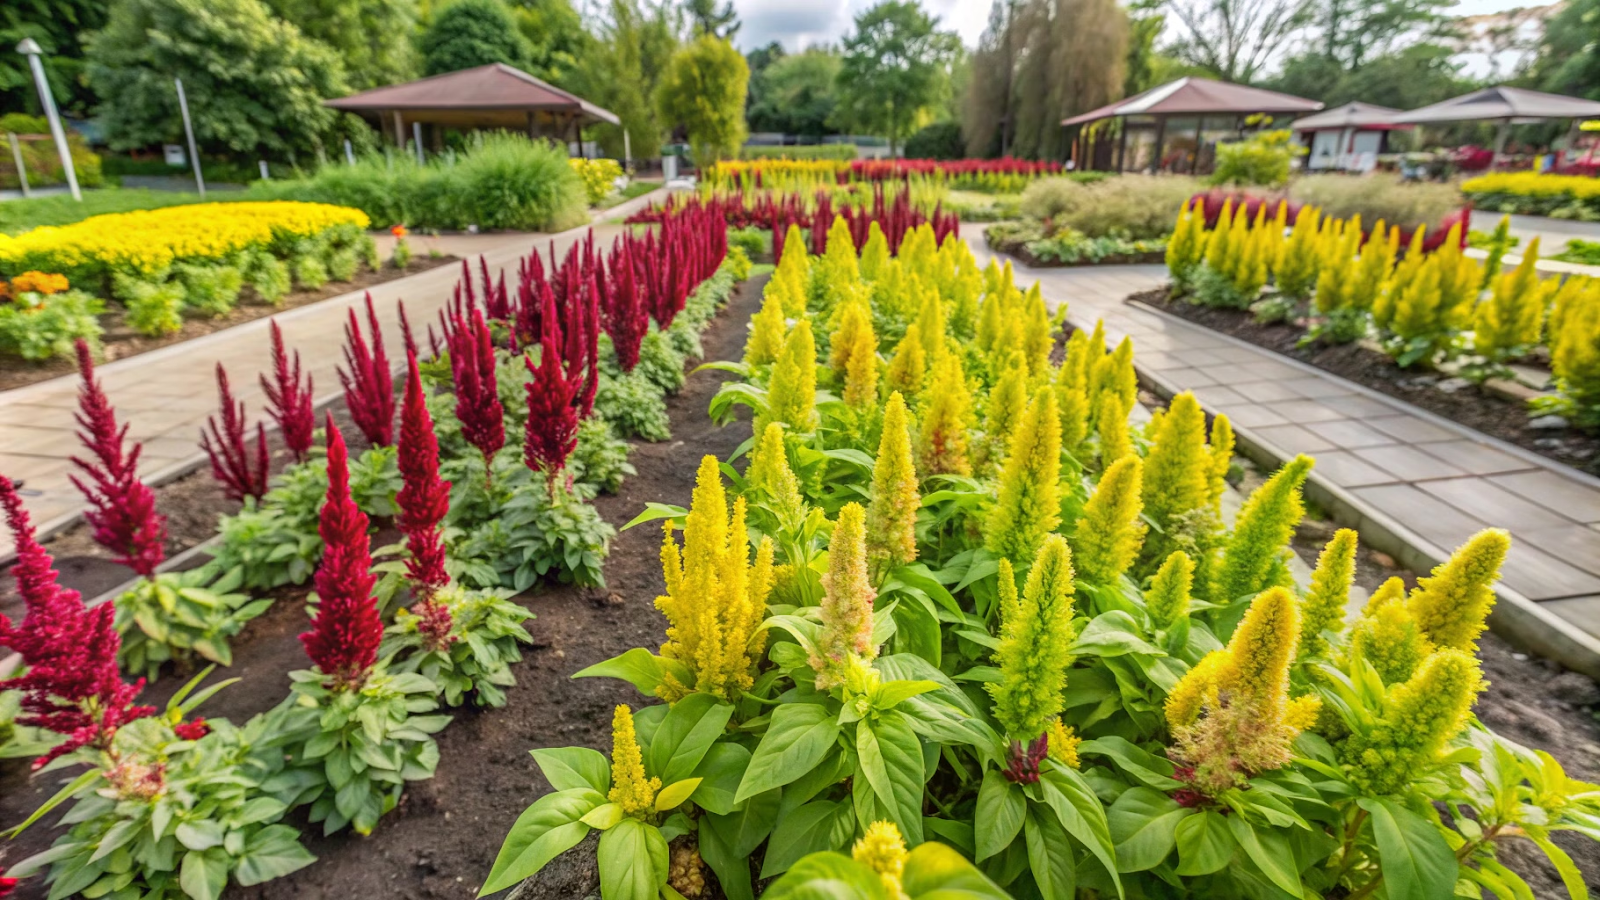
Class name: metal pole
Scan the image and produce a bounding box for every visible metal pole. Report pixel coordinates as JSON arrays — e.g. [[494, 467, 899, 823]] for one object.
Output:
[[19, 41, 80, 201], [624, 128, 631, 171], [7, 133, 30, 198], [412, 121, 424, 164], [174, 77, 205, 198], [1491, 120, 1510, 170], [344, 139, 355, 165], [259, 160, 270, 180]]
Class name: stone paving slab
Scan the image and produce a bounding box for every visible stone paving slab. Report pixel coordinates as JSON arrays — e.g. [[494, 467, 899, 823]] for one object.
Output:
[[965, 236, 1600, 676], [0, 188, 670, 563]]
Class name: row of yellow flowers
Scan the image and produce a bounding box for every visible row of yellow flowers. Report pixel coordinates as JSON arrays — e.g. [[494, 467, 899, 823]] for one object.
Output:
[[0, 201, 370, 283]]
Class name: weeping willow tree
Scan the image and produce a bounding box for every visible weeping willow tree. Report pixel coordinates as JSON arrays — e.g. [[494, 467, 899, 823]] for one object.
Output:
[[963, 0, 1129, 159]]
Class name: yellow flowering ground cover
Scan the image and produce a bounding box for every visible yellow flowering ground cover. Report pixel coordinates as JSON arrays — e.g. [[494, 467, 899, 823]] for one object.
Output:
[[0, 201, 369, 284]]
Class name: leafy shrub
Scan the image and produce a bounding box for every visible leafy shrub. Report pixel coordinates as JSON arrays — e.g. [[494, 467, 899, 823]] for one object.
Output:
[[393, 236, 413, 269], [0, 288, 105, 359], [1290, 174, 1462, 231], [357, 233, 380, 271], [294, 254, 330, 290], [729, 225, 769, 259], [1210, 129, 1301, 187], [1020, 174, 1198, 240], [570, 157, 626, 205], [327, 246, 359, 281], [249, 253, 292, 304], [115, 564, 273, 681], [903, 122, 964, 160], [177, 262, 244, 317]]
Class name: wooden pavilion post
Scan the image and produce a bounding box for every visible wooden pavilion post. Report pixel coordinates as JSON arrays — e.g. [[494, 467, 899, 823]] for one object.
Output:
[[1152, 116, 1167, 173], [1116, 120, 1129, 172], [392, 110, 405, 148], [1192, 116, 1205, 174]]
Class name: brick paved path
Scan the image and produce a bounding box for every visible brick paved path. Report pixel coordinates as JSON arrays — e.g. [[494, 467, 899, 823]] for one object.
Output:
[[966, 241, 1600, 674]]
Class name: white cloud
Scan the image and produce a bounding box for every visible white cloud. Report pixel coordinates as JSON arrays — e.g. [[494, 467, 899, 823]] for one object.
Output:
[[733, 0, 991, 52]]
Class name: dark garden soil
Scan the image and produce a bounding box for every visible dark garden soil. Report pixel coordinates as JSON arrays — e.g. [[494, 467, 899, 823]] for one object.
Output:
[[0, 255, 458, 393], [1131, 288, 1600, 478], [0, 274, 767, 900]]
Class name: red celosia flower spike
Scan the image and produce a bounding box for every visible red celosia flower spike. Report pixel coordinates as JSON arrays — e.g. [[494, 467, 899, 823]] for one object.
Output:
[[298, 417, 382, 690], [339, 293, 395, 446], [0, 475, 153, 768], [446, 308, 506, 469], [397, 350, 451, 600], [261, 321, 316, 463], [68, 340, 166, 578], [602, 241, 649, 372], [173, 718, 210, 741], [523, 280, 596, 493], [201, 364, 270, 501]]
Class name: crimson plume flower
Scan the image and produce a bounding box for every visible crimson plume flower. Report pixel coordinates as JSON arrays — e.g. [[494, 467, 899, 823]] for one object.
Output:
[[69, 340, 166, 577], [446, 308, 506, 469], [261, 320, 315, 462], [602, 241, 649, 372], [201, 363, 269, 501], [339, 293, 395, 446], [0, 868, 17, 897], [1001, 733, 1050, 784], [397, 350, 451, 600], [0, 475, 153, 768], [299, 417, 382, 690], [523, 278, 597, 492], [398, 299, 420, 360], [172, 718, 210, 741]]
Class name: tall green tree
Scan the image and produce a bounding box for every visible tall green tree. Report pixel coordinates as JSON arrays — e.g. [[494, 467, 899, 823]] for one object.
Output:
[[656, 34, 748, 166], [1163, 0, 1313, 82], [1269, 43, 1472, 110], [836, 0, 960, 154], [684, 0, 739, 39], [263, 0, 419, 89], [564, 0, 681, 159], [420, 0, 531, 75], [748, 48, 841, 136], [512, 0, 592, 84], [87, 0, 347, 157], [1, 0, 110, 116], [1533, 0, 1600, 100]]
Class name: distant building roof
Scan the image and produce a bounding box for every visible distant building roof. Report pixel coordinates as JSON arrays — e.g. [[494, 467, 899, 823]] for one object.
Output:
[[326, 63, 619, 126], [1062, 76, 1323, 126], [1293, 102, 1409, 131], [1393, 86, 1600, 124]]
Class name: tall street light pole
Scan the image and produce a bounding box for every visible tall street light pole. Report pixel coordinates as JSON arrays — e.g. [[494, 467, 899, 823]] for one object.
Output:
[[16, 38, 81, 202]]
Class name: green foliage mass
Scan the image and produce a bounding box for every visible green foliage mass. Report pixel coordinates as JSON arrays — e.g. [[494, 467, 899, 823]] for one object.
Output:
[[420, 0, 531, 76], [656, 35, 750, 169]]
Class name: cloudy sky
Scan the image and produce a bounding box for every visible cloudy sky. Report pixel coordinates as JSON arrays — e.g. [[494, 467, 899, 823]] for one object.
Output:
[[731, 0, 1543, 54]]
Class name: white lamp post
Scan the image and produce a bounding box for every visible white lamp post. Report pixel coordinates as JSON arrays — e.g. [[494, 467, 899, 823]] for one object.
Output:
[[16, 37, 81, 201]]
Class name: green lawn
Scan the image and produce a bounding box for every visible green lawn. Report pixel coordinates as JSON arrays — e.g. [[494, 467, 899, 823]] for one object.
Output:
[[0, 188, 211, 234], [593, 180, 661, 210]]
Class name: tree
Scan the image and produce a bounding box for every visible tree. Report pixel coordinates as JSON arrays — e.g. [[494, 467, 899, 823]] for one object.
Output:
[[420, 0, 531, 76], [512, 0, 593, 84], [904, 121, 963, 158], [747, 48, 841, 136], [1, 0, 110, 117], [656, 34, 748, 167], [1163, 0, 1313, 82], [836, 1, 961, 154], [1310, 0, 1452, 70], [1269, 43, 1472, 110], [564, 0, 682, 159], [1535, 0, 1600, 100], [685, 0, 739, 39], [745, 41, 785, 80], [264, 0, 420, 89], [87, 0, 347, 158]]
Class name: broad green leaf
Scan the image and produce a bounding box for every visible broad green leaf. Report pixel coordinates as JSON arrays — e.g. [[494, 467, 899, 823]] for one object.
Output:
[[179, 848, 228, 900], [1528, 832, 1587, 900], [571, 647, 665, 695], [761, 800, 854, 878], [1071, 611, 1163, 657], [531, 747, 611, 793], [855, 710, 925, 845], [235, 825, 317, 885], [655, 778, 703, 812], [1026, 806, 1077, 900], [647, 693, 735, 784], [620, 502, 689, 531], [480, 788, 604, 894], [871, 680, 941, 711], [764, 852, 888, 900], [1078, 736, 1180, 790], [699, 810, 755, 900], [1357, 797, 1458, 900], [581, 802, 625, 830], [737, 703, 840, 803], [975, 768, 1024, 861], [1227, 814, 1303, 897], [903, 842, 1013, 899], [1038, 768, 1123, 898], [598, 818, 669, 900], [176, 819, 227, 851], [1106, 787, 1191, 872], [690, 742, 753, 816], [1175, 810, 1234, 876]]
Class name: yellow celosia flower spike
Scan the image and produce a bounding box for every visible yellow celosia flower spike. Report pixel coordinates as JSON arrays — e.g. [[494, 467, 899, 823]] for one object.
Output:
[[812, 503, 877, 689], [988, 535, 1077, 740], [1404, 528, 1509, 654], [866, 392, 921, 576], [1146, 550, 1195, 628], [986, 389, 1062, 564], [916, 353, 973, 477], [859, 223, 890, 282], [747, 422, 803, 521], [608, 705, 662, 819], [1139, 392, 1211, 565], [884, 323, 927, 396], [1212, 455, 1314, 617], [1340, 649, 1485, 795], [1346, 576, 1427, 685], [761, 317, 818, 433], [1073, 455, 1147, 586], [744, 290, 788, 366], [853, 821, 910, 900], [1298, 528, 1358, 659]]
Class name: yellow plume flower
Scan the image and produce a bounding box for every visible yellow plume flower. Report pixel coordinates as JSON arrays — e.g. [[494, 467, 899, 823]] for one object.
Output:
[[1074, 455, 1147, 585], [885, 323, 927, 396], [984, 352, 1030, 467], [1048, 719, 1083, 769], [988, 536, 1077, 740], [986, 390, 1061, 563], [853, 821, 909, 900], [813, 503, 877, 689], [866, 392, 921, 575], [916, 284, 947, 362], [1212, 455, 1313, 612], [1095, 384, 1134, 465], [860, 223, 889, 282], [1275, 206, 1321, 300], [1140, 393, 1211, 563], [1299, 529, 1358, 659], [1341, 649, 1485, 795], [744, 290, 788, 366], [840, 312, 881, 409], [775, 225, 811, 317], [1475, 237, 1546, 360], [1207, 414, 1235, 513], [916, 353, 973, 477], [828, 300, 872, 376], [1284, 695, 1323, 732], [747, 423, 803, 521], [1020, 283, 1052, 378], [1347, 578, 1427, 684], [608, 705, 662, 819], [657, 457, 776, 702], [761, 317, 818, 433], [976, 288, 1003, 354], [950, 249, 983, 338], [1164, 650, 1228, 730], [1404, 528, 1508, 654], [1147, 551, 1195, 627]]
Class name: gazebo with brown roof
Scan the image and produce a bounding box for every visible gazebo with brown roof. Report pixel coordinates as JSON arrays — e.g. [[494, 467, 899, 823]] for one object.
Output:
[[1061, 76, 1324, 173], [326, 63, 620, 152]]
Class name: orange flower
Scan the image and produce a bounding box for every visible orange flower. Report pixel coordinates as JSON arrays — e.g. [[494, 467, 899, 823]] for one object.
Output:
[[391, 224, 409, 238], [11, 271, 69, 295]]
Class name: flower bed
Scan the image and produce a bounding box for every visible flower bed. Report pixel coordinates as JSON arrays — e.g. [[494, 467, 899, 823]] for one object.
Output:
[[1461, 171, 1600, 219]]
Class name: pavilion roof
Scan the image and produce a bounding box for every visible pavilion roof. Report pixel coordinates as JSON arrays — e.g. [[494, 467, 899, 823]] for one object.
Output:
[[326, 63, 620, 125], [1062, 76, 1323, 126], [1293, 101, 1410, 131], [1393, 86, 1600, 125]]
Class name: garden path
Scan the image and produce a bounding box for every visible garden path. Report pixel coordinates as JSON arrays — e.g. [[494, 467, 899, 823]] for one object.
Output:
[[0, 188, 668, 563], [965, 235, 1600, 676]]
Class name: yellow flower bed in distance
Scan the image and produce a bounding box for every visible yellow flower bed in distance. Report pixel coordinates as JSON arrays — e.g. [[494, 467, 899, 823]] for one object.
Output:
[[0, 201, 370, 282]]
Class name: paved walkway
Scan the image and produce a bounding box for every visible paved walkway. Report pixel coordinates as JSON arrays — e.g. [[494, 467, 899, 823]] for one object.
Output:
[[0, 189, 666, 562], [966, 236, 1600, 674]]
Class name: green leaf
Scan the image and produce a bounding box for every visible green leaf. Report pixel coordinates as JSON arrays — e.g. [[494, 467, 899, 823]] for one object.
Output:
[[655, 778, 703, 812], [975, 767, 1024, 861], [1071, 611, 1163, 657], [5, 769, 102, 838], [571, 647, 667, 695], [763, 852, 888, 900], [531, 747, 611, 793], [761, 800, 854, 879], [598, 818, 669, 900], [235, 825, 317, 886], [581, 802, 625, 830], [480, 788, 604, 895], [870, 680, 941, 711], [903, 842, 1013, 899], [689, 742, 752, 816], [1227, 813, 1303, 897], [855, 710, 925, 845], [1357, 797, 1458, 900], [699, 811, 755, 900], [1529, 832, 1588, 900], [1026, 806, 1077, 900], [1038, 768, 1123, 898], [1078, 736, 1180, 790], [620, 502, 689, 532], [1106, 787, 1190, 872], [736, 702, 840, 803], [1175, 810, 1235, 876], [647, 693, 735, 785], [176, 819, 227, 851], [180, 848, 229, 900]]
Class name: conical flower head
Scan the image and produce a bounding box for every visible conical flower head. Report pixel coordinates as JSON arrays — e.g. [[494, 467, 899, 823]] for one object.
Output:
[[1141, 393, 1211, 560], [747, 423, 803, 521], [1341, 649, 1484, 795], [1147, 551, 1195, 627], [1213, 455, 1313, 615], [986, 390, 1062, 564], [821, 215, 861, 284], [1347, 577, 1427, 684], [657, 457, 776, 702], [1094, 382, 1134, 465], [300, 418, 382, 690], [1207, 414, 1235, 512], [744, 291, 788, 366], [829, 300, 872, 376], [1225, 585, 1301, 717], [1047, 719, 1082, 769], [988, 537, 1077, 740], [762, 317, 818, 433], [1020, 284, 1052, 378], [866, 392, 920, 574], [853, 821, 909, 900], [986, 352, 1030, 465], [608, 705, 662, 818], [860, 223, 890, 282], [842, 313, 881, 409], [1404, 528, 1508, 654], [885, 323, 926, 396], [916, 284, 947, 362], [1074, 455, 1146, 586], [812, 503, 877, 689], [1092, 337, 1137, 412], [1298, 529, 1357, 659], [916, 354, 973, 477]]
